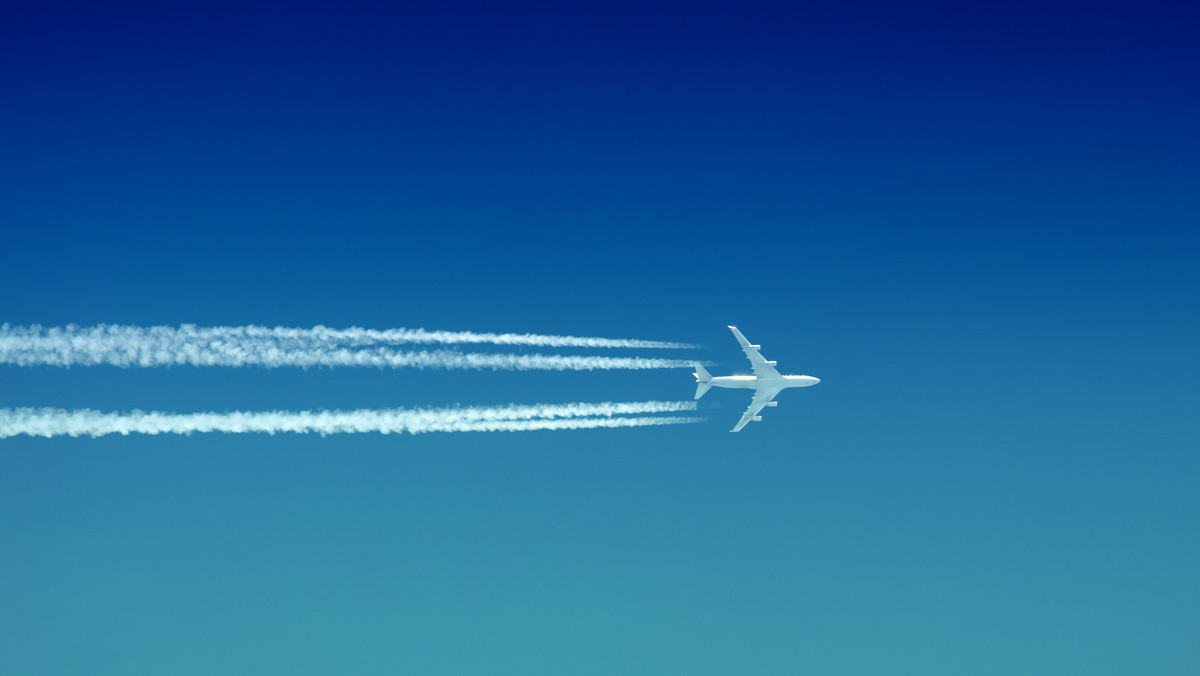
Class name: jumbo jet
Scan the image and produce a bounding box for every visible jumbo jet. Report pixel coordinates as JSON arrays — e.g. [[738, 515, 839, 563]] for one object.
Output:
[[693, 326, 820, 432]]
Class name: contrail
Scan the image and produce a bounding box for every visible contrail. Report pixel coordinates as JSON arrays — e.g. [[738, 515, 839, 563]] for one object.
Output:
[[0, 401, 703, 438], [0, 324, 701, 370], [0, 345, 700, 370], [1, 323, 696, 352]]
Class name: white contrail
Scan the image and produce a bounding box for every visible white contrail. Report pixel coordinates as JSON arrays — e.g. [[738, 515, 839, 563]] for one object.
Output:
[[0, 324, 701, 370], [0, 401, 703, 438], [0, 345, 699, 370], [1, 323, 696, 353]]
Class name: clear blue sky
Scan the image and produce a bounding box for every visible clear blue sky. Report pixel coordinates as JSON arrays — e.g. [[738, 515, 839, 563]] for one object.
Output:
[[2, 3, 1198, 673]]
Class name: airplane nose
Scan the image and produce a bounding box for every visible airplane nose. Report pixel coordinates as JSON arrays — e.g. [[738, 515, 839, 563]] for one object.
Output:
[[811, 377, 820, 385]]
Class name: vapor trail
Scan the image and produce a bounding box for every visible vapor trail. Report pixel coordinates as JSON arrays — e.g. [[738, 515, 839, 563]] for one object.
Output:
[[0, 324, 701, 370], [0, 344, 699, 370], [0, 401, 703, 438], [0, 323, 696, 354]]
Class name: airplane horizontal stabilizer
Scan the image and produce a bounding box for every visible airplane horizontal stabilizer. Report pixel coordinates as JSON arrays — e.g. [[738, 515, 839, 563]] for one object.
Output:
[[693, 362, 712, 399]]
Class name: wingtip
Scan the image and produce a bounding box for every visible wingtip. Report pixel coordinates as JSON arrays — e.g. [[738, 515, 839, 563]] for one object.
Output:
[[727, 325, 737, 330]]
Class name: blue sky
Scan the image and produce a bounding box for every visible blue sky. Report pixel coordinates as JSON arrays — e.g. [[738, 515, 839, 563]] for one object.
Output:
[[2, 3, 1198, 673]]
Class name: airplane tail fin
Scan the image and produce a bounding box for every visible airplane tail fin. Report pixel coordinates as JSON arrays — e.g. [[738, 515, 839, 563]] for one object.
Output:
[[693, 362, 712, 399]]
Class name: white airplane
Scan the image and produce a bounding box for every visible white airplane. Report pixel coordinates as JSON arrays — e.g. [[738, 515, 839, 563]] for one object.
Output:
[[693, 326, 820, 432]]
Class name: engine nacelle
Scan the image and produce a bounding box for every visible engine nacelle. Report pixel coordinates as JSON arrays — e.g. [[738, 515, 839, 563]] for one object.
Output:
[[765, 360, 777, 366], [752, 416, 762, 422], [750, 344, 761, 350], [766, 401, 778, 407]]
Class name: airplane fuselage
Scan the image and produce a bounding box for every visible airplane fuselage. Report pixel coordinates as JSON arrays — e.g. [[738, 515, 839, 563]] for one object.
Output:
[[707, 374, 819, 390]]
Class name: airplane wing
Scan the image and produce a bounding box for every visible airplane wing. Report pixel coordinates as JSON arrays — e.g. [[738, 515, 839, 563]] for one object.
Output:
[[728, 325, 781, 378], [731, 385, 783, 432]]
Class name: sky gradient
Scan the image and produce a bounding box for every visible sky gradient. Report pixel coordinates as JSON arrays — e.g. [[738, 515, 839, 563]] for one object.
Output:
[[2, 3, 1198, 674]]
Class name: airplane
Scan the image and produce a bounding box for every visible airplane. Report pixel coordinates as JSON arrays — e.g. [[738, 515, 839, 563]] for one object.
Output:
[[693, 325, 820, 432]]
